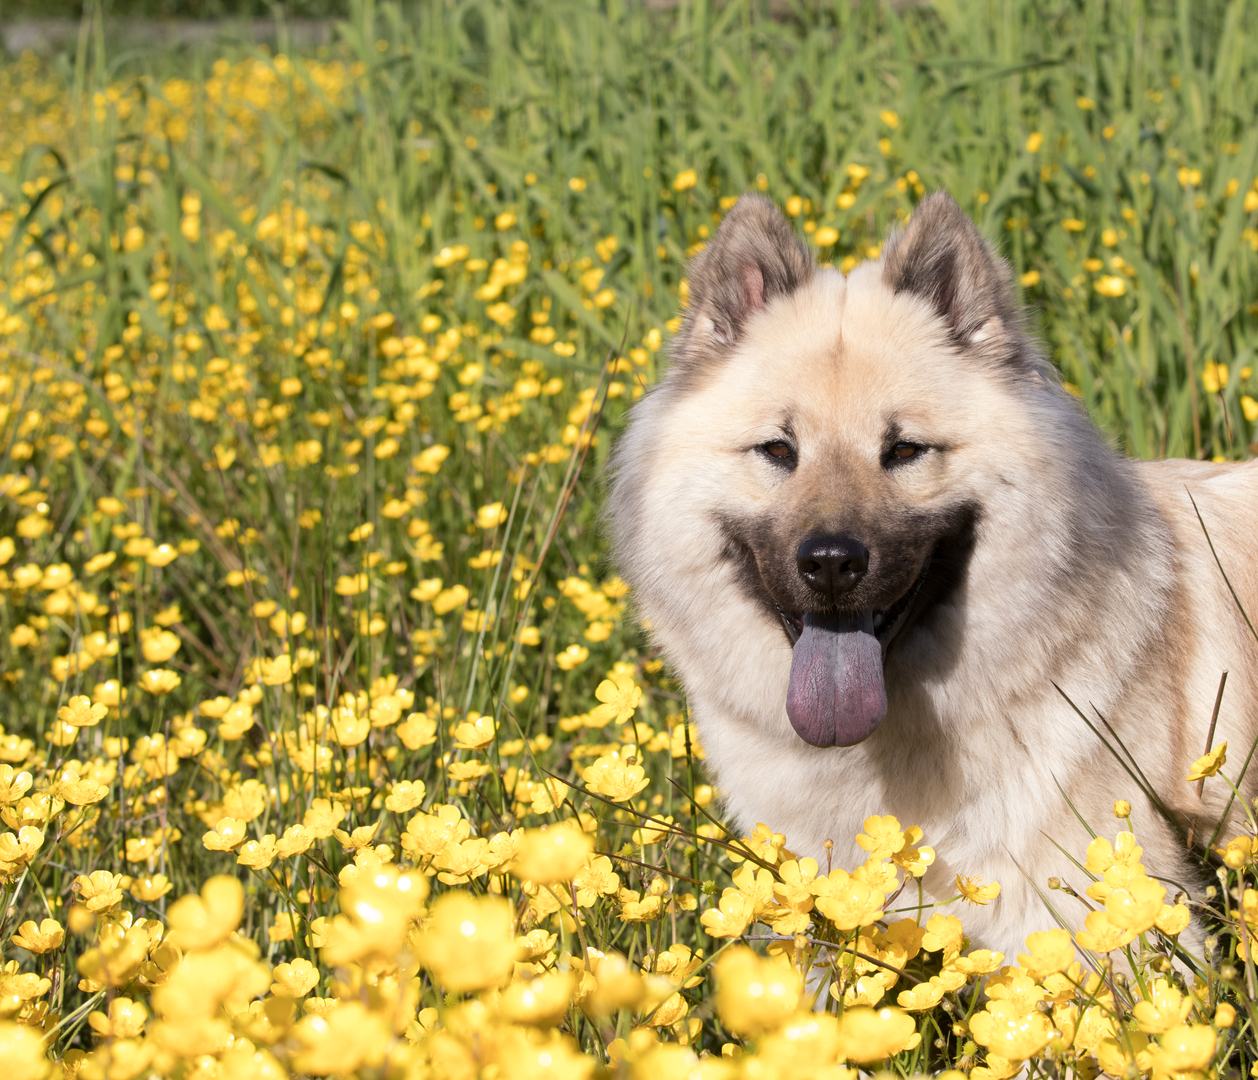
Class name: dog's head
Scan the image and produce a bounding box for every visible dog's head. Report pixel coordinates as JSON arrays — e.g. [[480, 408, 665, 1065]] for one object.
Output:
[[626, 192, 1068, 749]]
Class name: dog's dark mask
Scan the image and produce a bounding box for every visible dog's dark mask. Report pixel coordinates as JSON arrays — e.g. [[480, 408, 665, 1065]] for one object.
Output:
[[722, 507, 975, 747]]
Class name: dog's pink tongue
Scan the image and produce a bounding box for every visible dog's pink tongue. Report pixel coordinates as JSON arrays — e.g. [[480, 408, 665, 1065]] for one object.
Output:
[[786, 612, 887, 747]]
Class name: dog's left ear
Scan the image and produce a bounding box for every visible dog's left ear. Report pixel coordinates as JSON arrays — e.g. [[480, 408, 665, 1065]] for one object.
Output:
[[882, 193, 1018, 350]]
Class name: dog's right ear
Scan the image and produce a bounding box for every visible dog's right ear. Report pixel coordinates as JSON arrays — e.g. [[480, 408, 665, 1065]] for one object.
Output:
[[672, 194, 814, 367]]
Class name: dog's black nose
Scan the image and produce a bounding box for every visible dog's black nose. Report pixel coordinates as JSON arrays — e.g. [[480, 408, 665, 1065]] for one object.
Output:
[[797, 535, 869, 599]]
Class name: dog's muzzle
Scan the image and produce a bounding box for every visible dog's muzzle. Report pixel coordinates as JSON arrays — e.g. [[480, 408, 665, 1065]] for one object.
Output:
[[781, 552, 932, 748]]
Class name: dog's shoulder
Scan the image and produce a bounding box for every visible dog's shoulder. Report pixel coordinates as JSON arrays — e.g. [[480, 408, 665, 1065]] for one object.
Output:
[[1133, 456, 1258, 521], [1132, 456, 1258, 621]]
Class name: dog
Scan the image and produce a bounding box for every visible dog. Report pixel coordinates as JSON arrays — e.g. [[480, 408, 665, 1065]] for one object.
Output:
[[608, 192, 1258, 959]]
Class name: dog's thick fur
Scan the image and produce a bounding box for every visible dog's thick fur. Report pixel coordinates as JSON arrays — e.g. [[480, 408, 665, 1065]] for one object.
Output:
[[608, 192, 1258, 957]]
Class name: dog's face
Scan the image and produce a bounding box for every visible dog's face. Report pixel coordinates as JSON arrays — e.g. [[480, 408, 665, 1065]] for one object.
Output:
[[628, 193, 1053, 749]]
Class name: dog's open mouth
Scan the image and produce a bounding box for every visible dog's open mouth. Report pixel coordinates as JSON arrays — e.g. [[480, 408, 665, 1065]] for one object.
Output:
[[776, 560, 930, 748]]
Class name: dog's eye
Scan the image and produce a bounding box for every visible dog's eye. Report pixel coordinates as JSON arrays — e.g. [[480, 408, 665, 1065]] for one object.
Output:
[[883, 441, 926, 467], [759, 441, 796, 465]]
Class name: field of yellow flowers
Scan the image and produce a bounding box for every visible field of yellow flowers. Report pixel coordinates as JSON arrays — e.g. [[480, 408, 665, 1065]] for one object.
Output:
[[3, 1, 1258, 1077]]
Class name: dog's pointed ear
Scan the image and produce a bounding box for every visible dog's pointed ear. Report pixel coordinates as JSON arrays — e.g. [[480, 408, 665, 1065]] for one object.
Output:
[[882, 192, 1018, 348], [673, 194, 814, 366]]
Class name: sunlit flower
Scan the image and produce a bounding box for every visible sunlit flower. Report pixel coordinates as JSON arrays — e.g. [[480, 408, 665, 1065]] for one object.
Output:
[[1186, 741, 1226, 781], [957, 873, 1001, 905], [699, 888, 756, 939], [411, 891, 516, 992], [202, 817, 249, 852], [1075, 908, 1137, 953], [452, 712, 496, 750], [970, 999, 1055, 1061], [555, 644, 590, 670], [384, 780, 425, 813], [588, 674, 641, 726], [74, 869, 123, 913], [582, 753, 649, 802], [271, 957, 320, 998], [1149, 1024, 1216, 1073], [836, 1006, 920, 1063], [703, 947, 791, 1036], [510, 821, 594, 884], [138, 669, 182, 695], [10, 917, 65, 954], [57, 696, 108, 728]]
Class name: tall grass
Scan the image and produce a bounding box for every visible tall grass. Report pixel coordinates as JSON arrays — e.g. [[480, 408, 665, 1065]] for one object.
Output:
[[0, 1, 1256, 1076]]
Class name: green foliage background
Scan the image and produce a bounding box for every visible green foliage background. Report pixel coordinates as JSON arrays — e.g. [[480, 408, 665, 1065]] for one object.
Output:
[[2, 0, 1258, 1073]]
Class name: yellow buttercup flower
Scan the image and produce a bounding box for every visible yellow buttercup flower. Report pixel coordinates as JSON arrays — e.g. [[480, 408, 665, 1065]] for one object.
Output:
[[1105, 874, 1165, 933], [812, 869, 885, 931], [258, 654, 293, 685], [271, 957, 320, 998], [452, 712, 496, 750], [74, 869, 124, 913], [946, 948, 1004, 976], [138, 669, 182, 695], [411, 891, 516, 992], [131, 875, 174, 903], [891, 826, 934, 877], [510, 821, 594, 884], [334, 572, 369, 596], [202, 817, 249, 852], [920, 913, 964, 958], [1150, 1024, 1216, 1073], [53, 770, 108, 806], [84, 551, 117, 574], [582, 752, 649, 802], [1017, 928, 1074, 979], [1132, 979, 1192, 1034], [1186, 742, 1226, 781], [384, 780, 425, 813], [588, 674, 641, 726], [699, 888, 756, 939], [140, 628, 181, 663], [713, 946, 800, 1035], [672, 168, 697, 192], [855, 814, 907, 859], [58, 696, 108, 728], [556, 643, 589, 670], [88, 997, 149, 1039], [1155, 903, 1191, 935], [897, 980, 946, 1012], [10, 917, 65, 954], [970, 1000, 1055, 1061], [836, 1006, 920, 1063], [1075, 908, 1137, 953], [956, 874, 1001, 905], [475, 501, 508, 529], [1085, 830, 1143, 874], [166, 875, 244, 950], [146, 543, 179, 567], [0, 766, 33, 804]]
